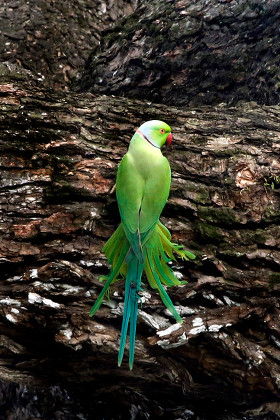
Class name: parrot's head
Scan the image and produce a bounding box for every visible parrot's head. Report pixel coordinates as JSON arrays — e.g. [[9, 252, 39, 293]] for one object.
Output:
[[137, 120, 172, 148]]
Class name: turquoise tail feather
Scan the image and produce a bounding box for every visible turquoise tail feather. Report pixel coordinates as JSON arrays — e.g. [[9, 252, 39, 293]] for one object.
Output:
[[128, 259, 144, 370], [118, 254, 144, 370]]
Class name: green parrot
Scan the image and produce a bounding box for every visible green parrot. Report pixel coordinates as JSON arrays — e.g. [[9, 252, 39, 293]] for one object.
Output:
[[90, 120, 195, 369]]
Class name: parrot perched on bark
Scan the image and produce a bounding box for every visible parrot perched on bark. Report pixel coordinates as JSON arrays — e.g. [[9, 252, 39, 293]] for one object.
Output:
[[90, 120, 195, 369]]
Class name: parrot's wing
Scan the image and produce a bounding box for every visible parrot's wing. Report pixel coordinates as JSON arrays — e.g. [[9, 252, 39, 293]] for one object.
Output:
[[116, 152, 171, 258], [139, 156, 171, 234], [116, 153, 144, 262]]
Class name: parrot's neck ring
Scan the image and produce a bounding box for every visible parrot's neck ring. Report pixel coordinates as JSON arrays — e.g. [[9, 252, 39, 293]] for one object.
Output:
[[136, 130, 160, 149]]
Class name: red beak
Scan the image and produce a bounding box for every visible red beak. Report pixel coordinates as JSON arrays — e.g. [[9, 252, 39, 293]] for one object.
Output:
[[166, 132, 172, 146]]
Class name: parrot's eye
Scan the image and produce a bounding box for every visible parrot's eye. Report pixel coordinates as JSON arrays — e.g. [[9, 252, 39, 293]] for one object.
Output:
[[159, 128, 165, 134]]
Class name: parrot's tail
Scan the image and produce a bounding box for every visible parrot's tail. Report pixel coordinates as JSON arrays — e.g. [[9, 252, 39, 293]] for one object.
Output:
[[118, 254, 144, 370], [89, 221, 195, 367], [143, 221, 195, 323], [89, 224, 130, 317]]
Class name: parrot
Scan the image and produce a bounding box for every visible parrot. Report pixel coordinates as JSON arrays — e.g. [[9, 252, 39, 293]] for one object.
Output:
[[90, 120, 195, 370]]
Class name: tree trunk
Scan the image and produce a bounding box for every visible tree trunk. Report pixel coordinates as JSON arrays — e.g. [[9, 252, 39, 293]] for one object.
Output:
[[0, 73, 280, 419], [0, 0, 280, 419]]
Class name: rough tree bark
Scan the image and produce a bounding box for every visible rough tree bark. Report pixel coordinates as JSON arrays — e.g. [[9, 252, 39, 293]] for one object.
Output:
[[79, 0, 280, 106], [1, 72, 280, 419], [0, 0, 138, 89], [0, 1, 280, 419]]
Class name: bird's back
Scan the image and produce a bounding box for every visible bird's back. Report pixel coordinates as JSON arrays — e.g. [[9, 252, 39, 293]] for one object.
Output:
[[117, 133, 171, 234]]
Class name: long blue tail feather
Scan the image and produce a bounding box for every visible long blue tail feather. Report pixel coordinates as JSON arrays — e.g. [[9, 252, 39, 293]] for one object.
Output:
[[118, 277, 132, 366], [118, 255, 144, 369], [128, 259, 143, 370]]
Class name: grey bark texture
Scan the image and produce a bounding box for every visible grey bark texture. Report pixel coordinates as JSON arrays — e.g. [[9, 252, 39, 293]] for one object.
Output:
[[0, 1, 280, 419], [78, 0, 280, 106], [0, 0, 138, 89]]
